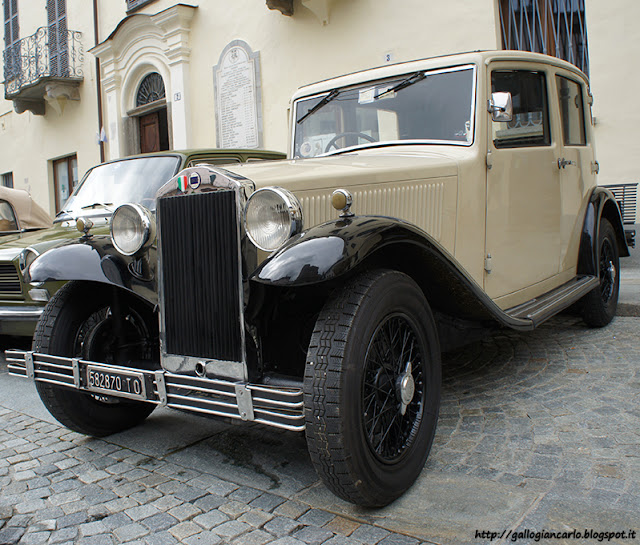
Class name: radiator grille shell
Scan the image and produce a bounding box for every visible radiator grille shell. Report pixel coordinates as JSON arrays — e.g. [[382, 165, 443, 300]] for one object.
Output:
[[157, 189, 243, 363]]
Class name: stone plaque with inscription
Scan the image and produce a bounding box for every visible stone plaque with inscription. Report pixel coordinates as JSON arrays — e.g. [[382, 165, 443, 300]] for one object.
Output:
[[213, 40, 263, 149]]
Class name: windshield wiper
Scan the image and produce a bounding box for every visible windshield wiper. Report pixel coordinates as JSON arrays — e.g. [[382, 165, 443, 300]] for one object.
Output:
[[297, 89, 340, 124], [376, 71, 426, 100], [81, 202, 113, 210]]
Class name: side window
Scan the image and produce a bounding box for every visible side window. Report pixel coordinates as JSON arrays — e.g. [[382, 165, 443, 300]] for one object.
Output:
[[556, 76, 586, 146], [0, 199, 18, 231], [491, 70, 550, 148]]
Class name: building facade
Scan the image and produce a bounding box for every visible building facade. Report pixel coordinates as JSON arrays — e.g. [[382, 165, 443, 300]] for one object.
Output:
[[0, 0, 637, 218]]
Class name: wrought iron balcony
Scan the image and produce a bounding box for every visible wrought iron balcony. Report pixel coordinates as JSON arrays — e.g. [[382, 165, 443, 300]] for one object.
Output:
[[2, 27, 83, 115]]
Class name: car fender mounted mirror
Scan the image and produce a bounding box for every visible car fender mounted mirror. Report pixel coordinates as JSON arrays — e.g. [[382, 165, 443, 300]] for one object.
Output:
[[488, 92, 513, 122]]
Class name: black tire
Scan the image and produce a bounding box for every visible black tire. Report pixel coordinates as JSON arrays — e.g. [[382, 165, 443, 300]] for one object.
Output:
[[34, 281, 157, 437], [581, 218, 620, 327], [304, 269, 441, 507]]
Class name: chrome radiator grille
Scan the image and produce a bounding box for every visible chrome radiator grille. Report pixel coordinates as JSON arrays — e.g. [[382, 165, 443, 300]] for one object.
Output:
[[157, 190, 243, 362], [0, 263, 21, 294]]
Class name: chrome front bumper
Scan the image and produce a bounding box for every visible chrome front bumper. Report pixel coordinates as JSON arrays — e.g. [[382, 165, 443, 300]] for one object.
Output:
[[0, 306, 44, 321], [5, 350, 305, 432]]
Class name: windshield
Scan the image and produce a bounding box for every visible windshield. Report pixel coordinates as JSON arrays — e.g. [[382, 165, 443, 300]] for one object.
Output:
[[293, 65, 476, 158], [60, 156, 180, 218]]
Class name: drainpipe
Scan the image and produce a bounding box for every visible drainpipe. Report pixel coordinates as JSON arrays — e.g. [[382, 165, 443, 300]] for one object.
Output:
[[93, 0, 105, 163]]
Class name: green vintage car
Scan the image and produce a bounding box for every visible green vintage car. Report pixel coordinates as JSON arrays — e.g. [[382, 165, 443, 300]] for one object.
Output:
[[0, 149, 285, 335]]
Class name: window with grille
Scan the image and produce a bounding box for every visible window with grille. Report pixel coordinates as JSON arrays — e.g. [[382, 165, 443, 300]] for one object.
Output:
[[3, 0, 20, 81], [126, 0, 156, 13], [136, 72, 165, 107], [47, 0, 68, 77], [1, 172, 13, 188], [498, 0, 589, 77]]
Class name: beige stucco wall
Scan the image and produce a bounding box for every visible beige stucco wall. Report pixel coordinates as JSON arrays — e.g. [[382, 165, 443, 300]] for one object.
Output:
[[0, 0, 120, 214], [6, 0, 635, 219], [586, 0, 640, 192], [184, 0, 499, 153]]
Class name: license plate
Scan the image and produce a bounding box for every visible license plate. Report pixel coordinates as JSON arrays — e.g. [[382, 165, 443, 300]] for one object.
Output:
[[86, 365, 147, 401]]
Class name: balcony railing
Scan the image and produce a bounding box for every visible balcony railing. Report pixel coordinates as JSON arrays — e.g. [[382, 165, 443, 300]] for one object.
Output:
[[3, 26, 83, 99]]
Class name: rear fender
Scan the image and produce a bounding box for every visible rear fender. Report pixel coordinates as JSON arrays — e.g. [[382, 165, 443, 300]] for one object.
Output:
[[577, 187, 630, 277]]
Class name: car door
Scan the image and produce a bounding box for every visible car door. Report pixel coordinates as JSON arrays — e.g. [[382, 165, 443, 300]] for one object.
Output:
[[485, 65, 562, 304], [553, 73, 595, 274]]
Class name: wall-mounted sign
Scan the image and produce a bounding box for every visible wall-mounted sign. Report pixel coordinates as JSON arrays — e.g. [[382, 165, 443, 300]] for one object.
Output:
[[213, 40, 263, 149]]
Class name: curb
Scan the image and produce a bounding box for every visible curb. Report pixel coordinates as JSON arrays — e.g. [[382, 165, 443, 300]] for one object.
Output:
[[617, 302, 640, 317]]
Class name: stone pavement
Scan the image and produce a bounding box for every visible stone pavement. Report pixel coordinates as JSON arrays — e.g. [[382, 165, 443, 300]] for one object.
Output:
[[0, 241, 639, 544]]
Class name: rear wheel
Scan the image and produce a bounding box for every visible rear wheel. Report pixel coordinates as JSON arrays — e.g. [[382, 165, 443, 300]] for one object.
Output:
[[34, 282, 157, 437], [304, 270, 441, 507], [581, 218, 620, 327]]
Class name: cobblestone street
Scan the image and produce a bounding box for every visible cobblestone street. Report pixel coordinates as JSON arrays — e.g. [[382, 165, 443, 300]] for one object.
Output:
[[1, 310, 638, 545]]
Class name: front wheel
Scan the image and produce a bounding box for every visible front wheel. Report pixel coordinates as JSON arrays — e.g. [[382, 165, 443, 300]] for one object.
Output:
[[34, 281, 157, 437], [581, 218, 620, 327], [304, 270, 441, 507]]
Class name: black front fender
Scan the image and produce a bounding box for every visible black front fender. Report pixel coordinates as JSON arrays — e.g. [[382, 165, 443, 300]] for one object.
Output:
[[252, 216, 534, 330], [29, 239, 158, 306], [252, 216, 432, 286]]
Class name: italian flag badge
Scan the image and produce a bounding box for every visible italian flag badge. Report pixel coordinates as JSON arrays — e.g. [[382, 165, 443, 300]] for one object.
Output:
[[177, 175, 188, 192]]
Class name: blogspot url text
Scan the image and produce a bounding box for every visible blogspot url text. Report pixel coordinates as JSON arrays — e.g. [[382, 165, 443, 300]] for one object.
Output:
[[475, 529, 637, 542]]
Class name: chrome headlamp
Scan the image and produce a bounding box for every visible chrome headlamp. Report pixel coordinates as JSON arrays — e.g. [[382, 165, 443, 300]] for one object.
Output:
[[110, 203, 155, 256], [19, 247, 40, 277], [244, 187, 303, 252]]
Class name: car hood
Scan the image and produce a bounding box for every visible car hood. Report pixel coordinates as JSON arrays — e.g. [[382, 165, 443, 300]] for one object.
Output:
[[0, 221, 110, 262], [221, 147, 459, 192]]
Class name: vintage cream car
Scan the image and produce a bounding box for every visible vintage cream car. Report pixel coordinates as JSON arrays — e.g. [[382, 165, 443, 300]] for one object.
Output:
[[8, 51, 627, 507]]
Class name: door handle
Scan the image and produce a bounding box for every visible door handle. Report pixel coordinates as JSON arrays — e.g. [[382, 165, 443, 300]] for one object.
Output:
[[558, 158, 577, 169]]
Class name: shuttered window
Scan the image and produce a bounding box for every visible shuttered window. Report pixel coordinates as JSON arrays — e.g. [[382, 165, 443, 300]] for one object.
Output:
[[3, 0, 19, 81], [47, 0, 68, 77]]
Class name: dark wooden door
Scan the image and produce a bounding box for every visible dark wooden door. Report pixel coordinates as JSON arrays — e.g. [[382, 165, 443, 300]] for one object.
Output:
[[139, 111, 160, 153], [139, 108, 169, 153]]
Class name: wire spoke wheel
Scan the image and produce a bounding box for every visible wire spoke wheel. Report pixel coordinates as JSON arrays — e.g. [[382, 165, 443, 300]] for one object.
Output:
[[581, 218, 620, 327], [33, 282, 158, 436], [363, 314, 425, 463], [599, 236, 616, 304], [304, 270, 441, 507]]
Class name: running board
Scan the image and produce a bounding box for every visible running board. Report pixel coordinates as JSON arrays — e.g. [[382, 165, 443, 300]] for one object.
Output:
[[505, 275, 598, 327]]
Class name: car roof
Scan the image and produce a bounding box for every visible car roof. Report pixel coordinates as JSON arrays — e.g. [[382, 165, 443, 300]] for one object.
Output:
[[292, 50, 589, 102], [0, 186, 52, 230]]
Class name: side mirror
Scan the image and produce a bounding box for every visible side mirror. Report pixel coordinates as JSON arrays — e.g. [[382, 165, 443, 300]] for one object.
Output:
[[488, 92, 513, 122]]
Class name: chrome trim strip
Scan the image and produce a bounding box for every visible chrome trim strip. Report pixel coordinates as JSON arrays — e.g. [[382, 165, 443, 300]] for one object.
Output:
[[0, 307, 44, 320], [35, 370, 74, 384], [247, 384, 303, 397]]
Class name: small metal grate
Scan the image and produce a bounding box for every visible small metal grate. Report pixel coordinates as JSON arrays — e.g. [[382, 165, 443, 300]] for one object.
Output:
[[603, 183, 638, 225], [0, 263, 22, 294]]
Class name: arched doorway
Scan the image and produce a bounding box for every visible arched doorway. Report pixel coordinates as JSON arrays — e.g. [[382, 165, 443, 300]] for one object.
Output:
[[136, 73, 169, 153]]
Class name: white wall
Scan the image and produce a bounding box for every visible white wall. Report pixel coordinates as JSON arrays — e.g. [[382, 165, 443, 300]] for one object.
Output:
[[587, 0, 640, 192]]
